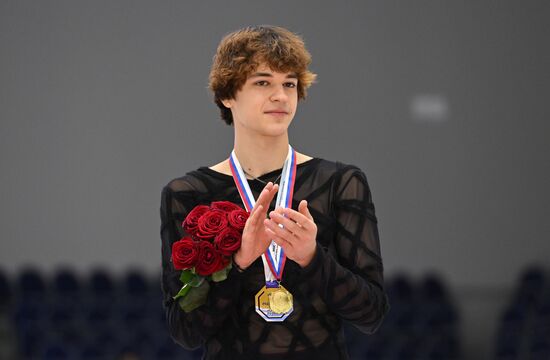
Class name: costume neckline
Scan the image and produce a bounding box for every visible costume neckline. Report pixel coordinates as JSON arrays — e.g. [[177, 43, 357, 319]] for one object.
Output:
[[198, 157, 321, 182]]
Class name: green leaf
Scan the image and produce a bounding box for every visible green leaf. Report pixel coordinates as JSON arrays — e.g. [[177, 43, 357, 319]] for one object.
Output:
[[211, 262, 232, 282], [174, 270, 205, 301], [179, 269, 195, 284], [178, 280, 210, 312], [188, 274, 204, 287], [173, 283, 191, 301], [179, 269, 204, 287]]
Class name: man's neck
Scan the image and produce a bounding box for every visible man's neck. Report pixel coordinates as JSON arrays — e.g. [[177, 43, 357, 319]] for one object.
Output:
[[233, 132, 290, 178]]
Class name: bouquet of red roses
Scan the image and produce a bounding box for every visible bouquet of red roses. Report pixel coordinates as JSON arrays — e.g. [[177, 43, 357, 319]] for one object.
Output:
[[171, 201, 249, 312]]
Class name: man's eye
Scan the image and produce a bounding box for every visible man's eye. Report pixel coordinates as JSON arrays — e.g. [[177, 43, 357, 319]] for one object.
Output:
[[256, 80, 268, 86], [285, 82, 297, 88]]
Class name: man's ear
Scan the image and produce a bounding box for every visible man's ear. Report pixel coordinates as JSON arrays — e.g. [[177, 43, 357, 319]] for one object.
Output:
[[221, 99, 232, 108]]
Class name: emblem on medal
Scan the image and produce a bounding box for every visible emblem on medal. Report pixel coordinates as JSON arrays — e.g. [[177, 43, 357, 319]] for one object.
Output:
[[255, 284, 293, 321]]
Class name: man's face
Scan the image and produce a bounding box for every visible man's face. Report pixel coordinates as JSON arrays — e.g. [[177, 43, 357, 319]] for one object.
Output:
[[222, 63, 298, 137]]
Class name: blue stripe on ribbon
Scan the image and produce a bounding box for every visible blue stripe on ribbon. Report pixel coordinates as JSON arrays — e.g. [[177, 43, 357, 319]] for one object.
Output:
[[229, 155, 254, 211]]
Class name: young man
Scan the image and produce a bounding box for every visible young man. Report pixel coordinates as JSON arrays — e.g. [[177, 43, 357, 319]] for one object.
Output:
[[160, 25, 390, 359]]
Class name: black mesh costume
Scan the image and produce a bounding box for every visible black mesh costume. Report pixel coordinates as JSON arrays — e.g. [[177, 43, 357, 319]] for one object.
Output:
[[160, 157, 390, 359]]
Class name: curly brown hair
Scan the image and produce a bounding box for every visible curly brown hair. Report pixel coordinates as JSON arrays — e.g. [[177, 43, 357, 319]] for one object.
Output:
[[208, 25, 317, 125]]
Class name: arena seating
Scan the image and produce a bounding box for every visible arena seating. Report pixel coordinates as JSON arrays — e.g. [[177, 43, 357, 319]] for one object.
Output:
[[345, 272, 460, 359], [1, 265, 547, 359], [5, 267, 200, 359]]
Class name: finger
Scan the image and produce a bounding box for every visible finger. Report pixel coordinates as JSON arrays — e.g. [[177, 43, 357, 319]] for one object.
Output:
[[267, 228, 292, 251], [255, 182, 272, 205], [274, 206, 311, 231], [258, 193, 279, 219], [264, 218, 298, 244], [251, 204, 262, 221], [268, 211, 305, 238], [263, 183, 279, 207], [256, 182, 278, 210], [299, 200, 314, 221], [251, 183, 273, 214], [246, 205, 265, 234]]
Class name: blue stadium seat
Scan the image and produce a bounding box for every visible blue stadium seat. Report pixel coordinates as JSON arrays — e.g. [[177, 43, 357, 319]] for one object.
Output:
[[123, 269, 149, 296], [420, 273, 448, 302], [17, 268, 46, 298], [88, 269, 115, 301], [514, 266, 545, 307], [85, 303, 116, 336], [387, 273, 414, 302], [52, 267, 81, 299]]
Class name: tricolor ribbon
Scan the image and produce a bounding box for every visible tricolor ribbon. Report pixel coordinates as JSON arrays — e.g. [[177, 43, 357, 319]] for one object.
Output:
[[229, 144, 297, 283]]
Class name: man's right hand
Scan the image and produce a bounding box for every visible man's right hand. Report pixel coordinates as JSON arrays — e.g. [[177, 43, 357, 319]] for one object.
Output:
[[234, 181, 279, 270]]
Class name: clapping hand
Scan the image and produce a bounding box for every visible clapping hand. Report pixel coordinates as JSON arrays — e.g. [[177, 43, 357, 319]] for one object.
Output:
[[234, 182, 279, 270], [264, 200, 318, 268]]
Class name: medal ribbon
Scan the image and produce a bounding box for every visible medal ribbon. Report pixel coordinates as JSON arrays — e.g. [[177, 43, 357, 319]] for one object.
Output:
[[229, 144, 297, 285]]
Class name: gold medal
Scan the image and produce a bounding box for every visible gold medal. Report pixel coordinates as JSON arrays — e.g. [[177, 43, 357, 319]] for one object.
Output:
[[269, 288, 293, 314], [255, 284, 293, 322]]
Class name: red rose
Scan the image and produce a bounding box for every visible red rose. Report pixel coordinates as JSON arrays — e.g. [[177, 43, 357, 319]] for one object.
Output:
[[195, 241, 227, 276], [182, 205, 210, 235], [214, 227, 242, 256], [171, 237, 198, 270], [211, 201, 242, 213], [196, 209, 229, 241], [227, 209, 249, 231]]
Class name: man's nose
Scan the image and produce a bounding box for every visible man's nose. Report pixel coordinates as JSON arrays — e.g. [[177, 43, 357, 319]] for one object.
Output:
[[270, 85, 288, 102]]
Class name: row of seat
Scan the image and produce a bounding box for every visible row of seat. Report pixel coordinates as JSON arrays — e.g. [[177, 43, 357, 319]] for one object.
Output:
[[1, 265, 548, 359], [0, 268, 158, 302], [344, 272, 460, 360], [1, 267, 459, 360]]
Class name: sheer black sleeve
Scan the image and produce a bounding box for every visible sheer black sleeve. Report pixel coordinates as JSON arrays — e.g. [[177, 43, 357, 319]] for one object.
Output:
[[160, 181, 244, 349], [300, 165, 390, 334]]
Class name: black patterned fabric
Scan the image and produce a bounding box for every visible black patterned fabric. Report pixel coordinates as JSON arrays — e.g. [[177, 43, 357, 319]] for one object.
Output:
[[160, 157, 390, 359]]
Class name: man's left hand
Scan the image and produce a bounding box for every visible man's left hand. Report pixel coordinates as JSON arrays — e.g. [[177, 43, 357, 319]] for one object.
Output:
[[264, 200, 317, 268]]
